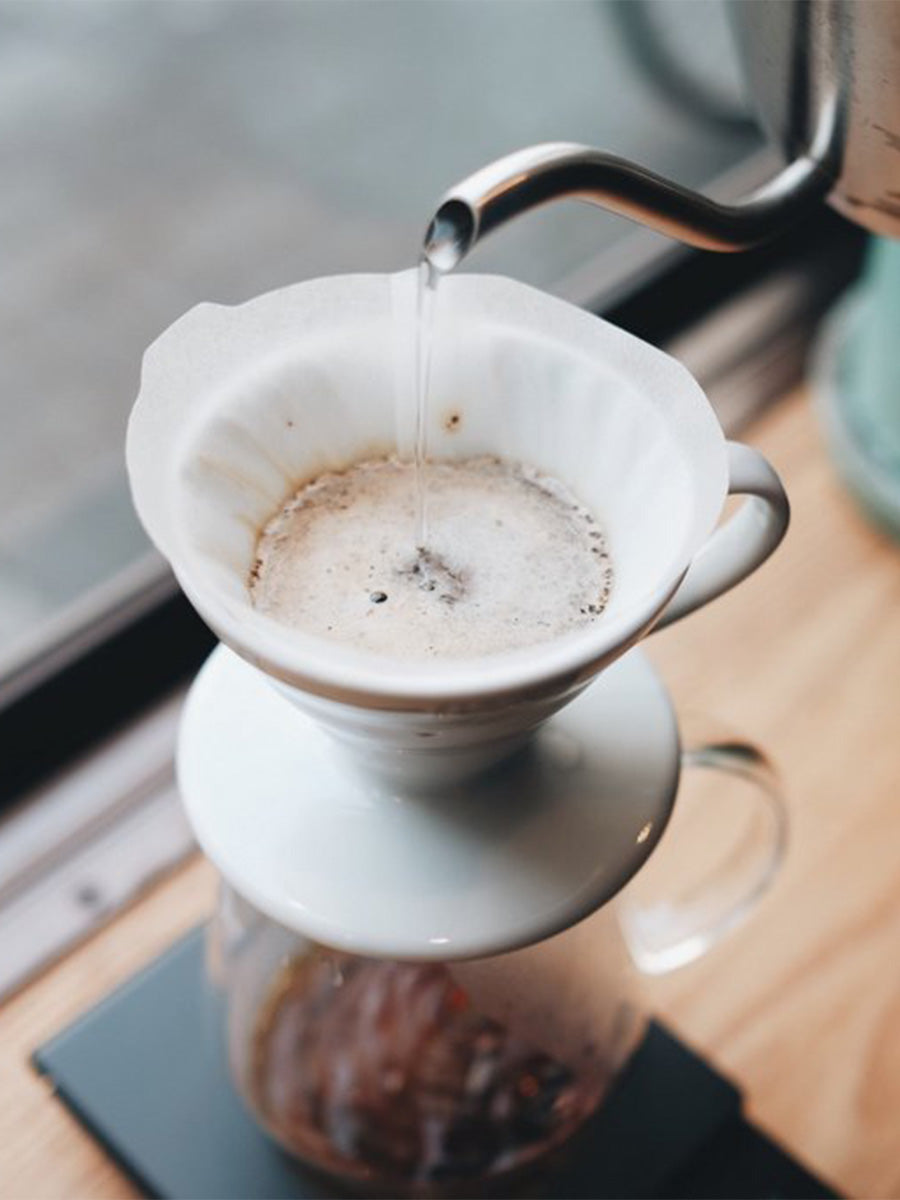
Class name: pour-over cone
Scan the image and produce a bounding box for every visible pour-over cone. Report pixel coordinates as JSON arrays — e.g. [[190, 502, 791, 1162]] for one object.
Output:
[[127, 270, 781, 785]]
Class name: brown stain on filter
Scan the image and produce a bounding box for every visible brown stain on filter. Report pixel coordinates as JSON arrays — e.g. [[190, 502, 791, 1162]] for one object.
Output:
[[443, 410, 462, 433]]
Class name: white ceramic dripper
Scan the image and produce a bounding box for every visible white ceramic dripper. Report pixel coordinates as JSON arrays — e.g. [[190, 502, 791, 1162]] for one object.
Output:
[[127, 271, 788, 787]]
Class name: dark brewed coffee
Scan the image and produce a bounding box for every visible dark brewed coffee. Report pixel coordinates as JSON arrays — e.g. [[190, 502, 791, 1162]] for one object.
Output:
[[250, 952, 608, 1194]]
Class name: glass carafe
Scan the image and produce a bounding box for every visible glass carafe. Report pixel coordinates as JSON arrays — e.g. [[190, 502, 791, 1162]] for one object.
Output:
[[207, 733, 785, 1198]]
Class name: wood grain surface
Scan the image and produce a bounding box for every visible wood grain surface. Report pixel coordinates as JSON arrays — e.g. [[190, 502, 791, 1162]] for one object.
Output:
[[2, 391, 899, 1199]]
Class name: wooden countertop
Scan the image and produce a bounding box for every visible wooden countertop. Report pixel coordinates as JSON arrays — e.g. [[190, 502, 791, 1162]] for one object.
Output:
[[3, 390, 900, 1199]]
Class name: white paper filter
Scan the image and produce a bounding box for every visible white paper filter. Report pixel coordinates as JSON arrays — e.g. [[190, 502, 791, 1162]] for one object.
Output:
[[127, 270, 727, 677]]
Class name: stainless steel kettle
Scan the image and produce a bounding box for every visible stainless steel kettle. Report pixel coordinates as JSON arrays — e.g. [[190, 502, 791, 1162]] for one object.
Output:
[[425, 0, 900, 267]]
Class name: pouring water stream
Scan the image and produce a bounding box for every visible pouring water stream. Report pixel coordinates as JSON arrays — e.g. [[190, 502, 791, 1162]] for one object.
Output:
[[412, 205, 474, 555]]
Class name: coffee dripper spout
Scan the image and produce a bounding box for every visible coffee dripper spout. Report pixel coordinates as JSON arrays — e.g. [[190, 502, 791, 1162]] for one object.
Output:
[[423, 135, 835, 271]]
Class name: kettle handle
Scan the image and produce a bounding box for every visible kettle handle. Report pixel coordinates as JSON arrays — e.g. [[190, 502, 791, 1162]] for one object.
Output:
[[617, 720, 787, 975]]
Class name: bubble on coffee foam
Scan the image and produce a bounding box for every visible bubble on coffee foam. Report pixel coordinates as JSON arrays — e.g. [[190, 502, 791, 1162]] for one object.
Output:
[[249, 456, 613, 661]]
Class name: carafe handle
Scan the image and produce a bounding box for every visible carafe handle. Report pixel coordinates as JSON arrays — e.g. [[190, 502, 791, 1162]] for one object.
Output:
[[618, 719, 787, 975]]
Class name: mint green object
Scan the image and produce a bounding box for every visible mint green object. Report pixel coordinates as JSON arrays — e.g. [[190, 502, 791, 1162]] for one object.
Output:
[[814, 237, 900, 538]]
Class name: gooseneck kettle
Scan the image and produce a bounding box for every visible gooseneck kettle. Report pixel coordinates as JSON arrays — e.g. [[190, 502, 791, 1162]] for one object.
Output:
[[425, 1, 900, 269]]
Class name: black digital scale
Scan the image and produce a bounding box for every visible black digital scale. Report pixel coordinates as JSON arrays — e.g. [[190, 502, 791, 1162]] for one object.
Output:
[[35, 928, 836, 1200]]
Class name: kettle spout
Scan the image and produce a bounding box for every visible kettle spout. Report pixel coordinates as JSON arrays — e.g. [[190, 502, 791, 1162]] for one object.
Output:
[[423, 136, 836, 271]]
